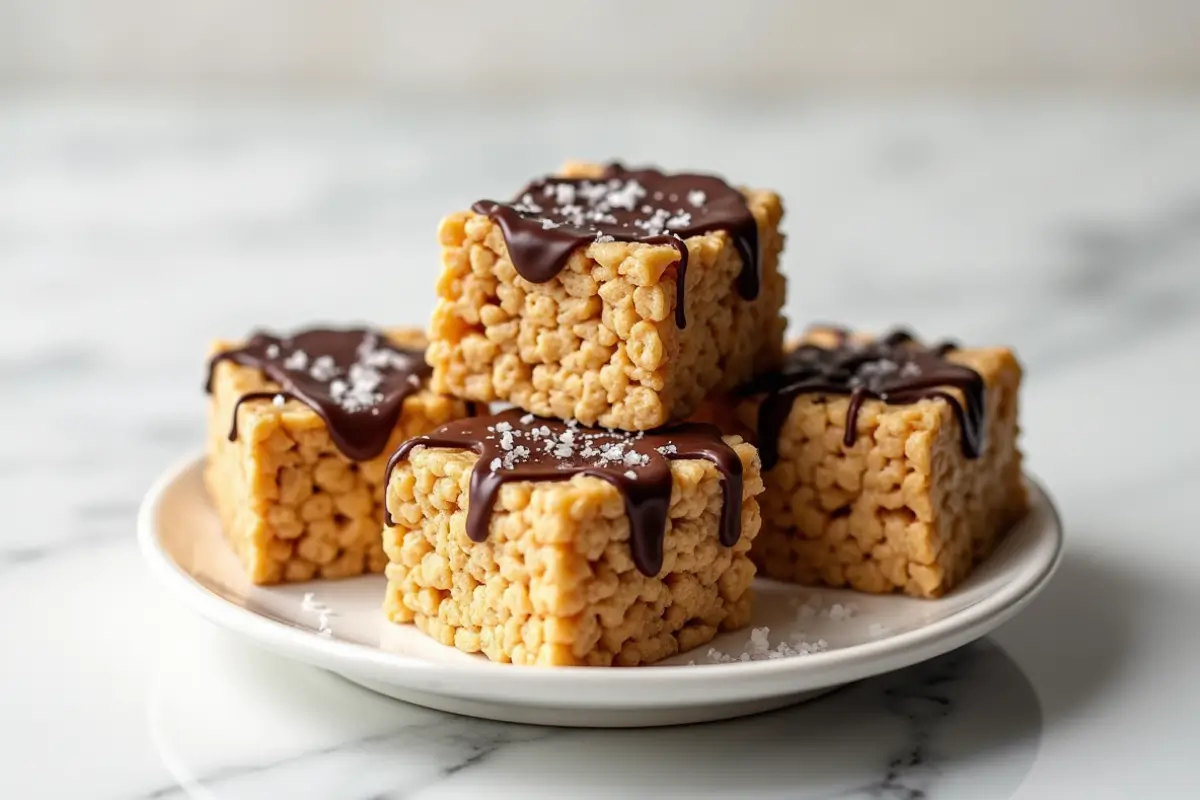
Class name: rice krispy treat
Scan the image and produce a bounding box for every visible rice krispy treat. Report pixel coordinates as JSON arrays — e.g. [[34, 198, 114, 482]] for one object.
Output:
[[205, 326, 470, 585], [428, 161, 786, 431], [382, 410, 764, 666], [736, 327, 1026, 599]]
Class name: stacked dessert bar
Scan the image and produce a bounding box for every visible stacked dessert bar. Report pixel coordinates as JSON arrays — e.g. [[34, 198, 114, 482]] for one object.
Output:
[[205, 162, 1027, 666]]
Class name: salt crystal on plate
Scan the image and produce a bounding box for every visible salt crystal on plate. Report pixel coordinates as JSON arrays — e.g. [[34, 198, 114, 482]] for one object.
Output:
[[826, 603, 854, 621]]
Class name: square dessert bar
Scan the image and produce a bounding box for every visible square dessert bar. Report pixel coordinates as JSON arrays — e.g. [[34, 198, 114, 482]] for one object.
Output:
[[205, 326, 470, 585], [428, 161, 786, 431], [382, 410, 764, 666], [736, 328, 1026, 598]]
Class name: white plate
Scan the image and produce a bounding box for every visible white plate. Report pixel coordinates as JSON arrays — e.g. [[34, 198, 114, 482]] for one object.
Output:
[[138, 455, 1063, 728]]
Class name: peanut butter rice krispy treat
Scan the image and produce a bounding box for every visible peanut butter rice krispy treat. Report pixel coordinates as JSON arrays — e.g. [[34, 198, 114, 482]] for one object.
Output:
[[735, 327, 1026, 599], [205, 327, 470, 585], [382, 409, 764, 666], [428, 162, 786, 431]]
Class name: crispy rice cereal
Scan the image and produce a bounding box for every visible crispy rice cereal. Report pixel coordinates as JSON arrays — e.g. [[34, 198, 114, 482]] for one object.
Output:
[[738, 331, 1027, 598], [427, 162, 786, 430], [383, 437, 764, 665]]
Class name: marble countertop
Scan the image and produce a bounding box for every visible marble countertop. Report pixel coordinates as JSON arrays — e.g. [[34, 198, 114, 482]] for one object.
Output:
[[2, 97, 1199, 799]]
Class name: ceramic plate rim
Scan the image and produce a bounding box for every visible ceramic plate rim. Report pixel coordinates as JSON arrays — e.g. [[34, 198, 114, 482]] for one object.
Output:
[[138, 454, 1063, 704]]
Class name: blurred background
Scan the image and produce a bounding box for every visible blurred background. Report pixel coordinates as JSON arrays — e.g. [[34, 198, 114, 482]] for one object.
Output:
[[5, 0, 1200, 92]]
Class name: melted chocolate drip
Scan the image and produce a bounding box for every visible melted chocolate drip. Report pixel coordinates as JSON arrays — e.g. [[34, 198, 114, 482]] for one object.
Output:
[[471, 164, 760, 328], [205, 327, 431, 461], [740, 329, 986, 469], [385, 409, 744, 577]]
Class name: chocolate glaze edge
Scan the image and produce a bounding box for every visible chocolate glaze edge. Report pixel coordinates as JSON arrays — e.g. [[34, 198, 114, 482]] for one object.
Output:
[[206, 327, 433, 462], [471, 163, 762, 330], [741, 328, 988, 470], [383, 410, 746, 578]]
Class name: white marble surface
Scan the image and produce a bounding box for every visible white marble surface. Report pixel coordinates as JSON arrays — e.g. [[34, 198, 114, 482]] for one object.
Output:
[[2, 97, 1199, 799]]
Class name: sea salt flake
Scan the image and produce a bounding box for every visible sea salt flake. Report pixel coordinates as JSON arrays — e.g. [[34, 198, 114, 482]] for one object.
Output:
[[553, 183, 576, 206], [309, 355, 338, 382], [687, 190, 707, 207], [301, 592, 331, 615], [265, 344, 281, 358], [856, 358, 899, 383], [665, 212, 692, 229], [283, 350, 309, 371], [520, 414, 535, 424], [605, 179, 645, 211], [272, 394, 286, 408], [825, 603, 854, 621], [515, 193, 543, 214], [599, 443, 625, 464], [624, 470, 637, 479]]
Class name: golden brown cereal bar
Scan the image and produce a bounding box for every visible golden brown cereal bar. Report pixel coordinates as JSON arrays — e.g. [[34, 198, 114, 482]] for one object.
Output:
[[205, 327, 470, 585], [427, 162, 787, 431], [735, 328, 1027, 598], [382, 416, 764, 666]]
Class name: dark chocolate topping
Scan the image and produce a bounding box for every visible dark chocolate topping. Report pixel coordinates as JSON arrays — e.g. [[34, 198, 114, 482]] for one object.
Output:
[[471, 164, 760, 328], [206, 327, 431, 461], [740, 329, 986, 469], [385, 409, 744, 577]]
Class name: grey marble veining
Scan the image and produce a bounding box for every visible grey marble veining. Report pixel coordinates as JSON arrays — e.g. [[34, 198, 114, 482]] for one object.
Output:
[[139, 623, 1039, 800], [1, 98, 1199, 799]]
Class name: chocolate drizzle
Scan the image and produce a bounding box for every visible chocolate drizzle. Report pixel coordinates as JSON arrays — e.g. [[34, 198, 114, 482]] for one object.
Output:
[[205, 327, 431, 461], [385, 409, 744, 577], [471, 164, 760, 328], [740, 329, 986, 469]]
